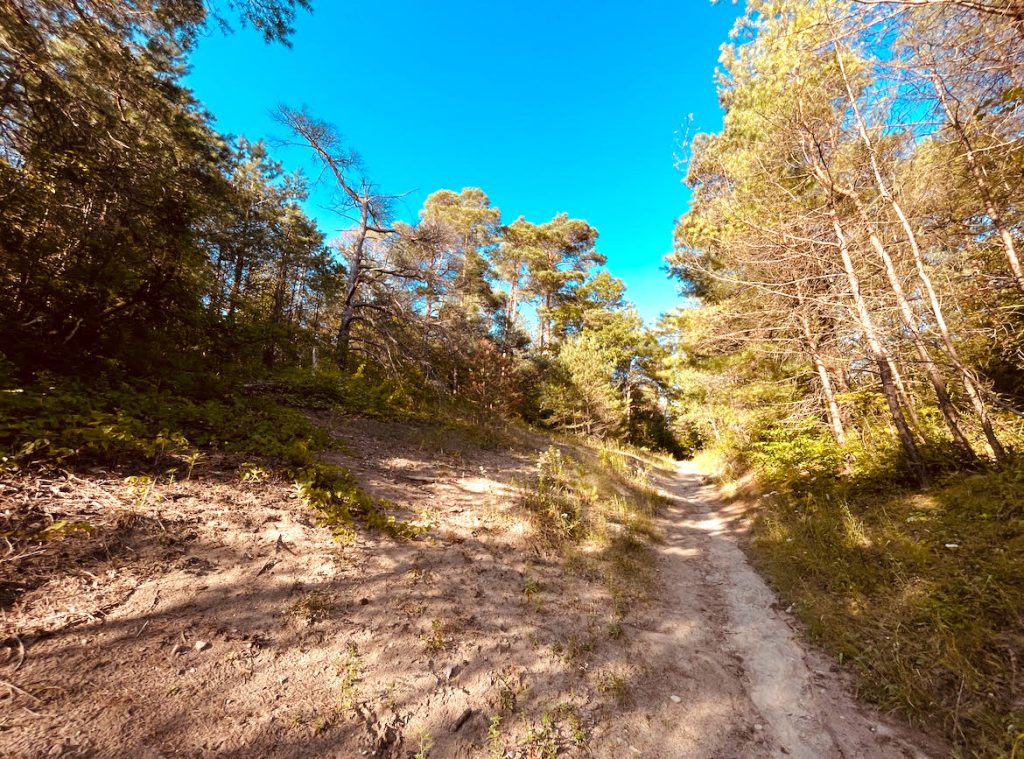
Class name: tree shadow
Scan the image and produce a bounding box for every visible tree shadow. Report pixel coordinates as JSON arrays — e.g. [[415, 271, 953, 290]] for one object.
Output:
[[1, 435, 758, 758]]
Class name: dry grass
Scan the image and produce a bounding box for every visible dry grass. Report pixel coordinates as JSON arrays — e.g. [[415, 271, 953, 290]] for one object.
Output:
[[745, 463, 1024, 757]]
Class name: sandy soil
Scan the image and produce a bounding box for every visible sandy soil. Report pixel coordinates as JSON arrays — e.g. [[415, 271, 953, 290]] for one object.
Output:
[[0, 417, 943, 757], [618, 461, 943, 759]]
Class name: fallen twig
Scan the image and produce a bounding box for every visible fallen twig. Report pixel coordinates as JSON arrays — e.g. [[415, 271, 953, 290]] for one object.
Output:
[[0, 677, 41, 703], [6, 636, 25, 671]]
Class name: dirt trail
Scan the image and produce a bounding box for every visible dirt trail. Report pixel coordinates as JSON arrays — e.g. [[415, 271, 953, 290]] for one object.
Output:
[[618, 459, 938, 759]]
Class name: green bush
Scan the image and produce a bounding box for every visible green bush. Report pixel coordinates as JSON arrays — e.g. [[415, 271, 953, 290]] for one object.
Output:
[[749, 421, 844, 486]]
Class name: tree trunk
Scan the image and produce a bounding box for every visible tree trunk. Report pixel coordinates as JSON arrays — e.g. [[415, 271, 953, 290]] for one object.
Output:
[[835, 47, 1003, 458], [227, 208, 252, 321], [263, 254, 290, 369], [889, 194, 1008, 460], [832, 215, 929, 484], [885, 354, 925, 440], [845, 200, 977, 459], [798, 308, 847, 446], [831, 39, 999, 456], [337, 203, 369, 370], [227, 252, 245, 320]]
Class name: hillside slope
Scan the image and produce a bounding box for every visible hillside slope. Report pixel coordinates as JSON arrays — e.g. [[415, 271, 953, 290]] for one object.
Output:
[[0, 413, 940, 757]]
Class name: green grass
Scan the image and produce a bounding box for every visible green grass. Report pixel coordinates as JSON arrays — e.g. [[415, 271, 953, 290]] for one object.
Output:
[[747, 463, 1024, 757], [335, 642, 362, 711], [292, 462, 425, 540], [0, 375, 329, 470], [0, 372, 424, 539]]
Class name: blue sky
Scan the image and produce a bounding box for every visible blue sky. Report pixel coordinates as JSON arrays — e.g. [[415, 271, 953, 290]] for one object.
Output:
[[186, 0, 744, 324]]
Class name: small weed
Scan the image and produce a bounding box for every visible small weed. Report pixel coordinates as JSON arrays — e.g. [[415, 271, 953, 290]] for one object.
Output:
[[336, 642, 361, 710], [487, 714, 504, 759], [524, 712, 558, 759], [183, 450, 203, 480], [413, 729, 434, 758], [596, 669, 631, 706], [495, 668, 526, 713], [421, 618, 450, 653], [34, 519, 95, 541], [239, 461, 270, 482], [555, 702, 587, 746], [555, 633, 595, 669], [381, 680, 398, 710], [523, 576, 541, 599], [124, 474, 156, 509], [400, 600, 427, 617]]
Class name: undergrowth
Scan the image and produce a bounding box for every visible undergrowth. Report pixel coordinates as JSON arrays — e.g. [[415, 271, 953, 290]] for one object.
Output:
[[0, 369, 425, 539], [733, 456, 1024, 757]]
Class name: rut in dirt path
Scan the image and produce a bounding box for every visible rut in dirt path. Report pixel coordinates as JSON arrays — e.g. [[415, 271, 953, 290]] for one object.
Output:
[[611, 460, 940, 759]]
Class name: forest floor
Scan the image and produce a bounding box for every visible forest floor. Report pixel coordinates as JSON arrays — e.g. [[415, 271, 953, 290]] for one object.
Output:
[[0, 413, 944, 758]]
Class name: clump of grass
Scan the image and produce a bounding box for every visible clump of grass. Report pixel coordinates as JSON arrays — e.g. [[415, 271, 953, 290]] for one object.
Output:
[[292, 462, 426, 540], [606, 617, 623, 639], [522, 444, 664, 550], [523, 575, 541, 600], [287, 589, 333, 625], [520, 442, 666, 628], [522, 446, 588, 544], [595, 668, 631, 707], [747, 462, 1024, 756], [414, 417, 514, 455], [553, 632, 595, 669]]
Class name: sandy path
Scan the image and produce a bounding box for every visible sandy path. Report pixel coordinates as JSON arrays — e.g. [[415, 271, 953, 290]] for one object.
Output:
[[612, 460, 938, 758]]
